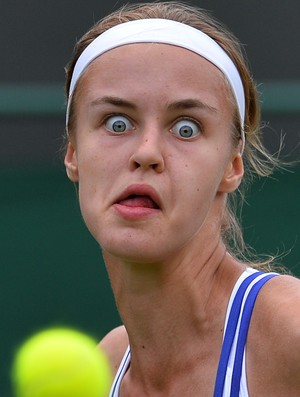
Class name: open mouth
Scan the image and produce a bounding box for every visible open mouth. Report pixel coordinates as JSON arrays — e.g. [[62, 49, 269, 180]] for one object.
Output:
[[114, 184, 162, 212], [118, 194, 160, 209]]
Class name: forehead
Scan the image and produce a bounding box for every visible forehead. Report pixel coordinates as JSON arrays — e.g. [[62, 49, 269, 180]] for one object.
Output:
[[77, 43, 232, 111]]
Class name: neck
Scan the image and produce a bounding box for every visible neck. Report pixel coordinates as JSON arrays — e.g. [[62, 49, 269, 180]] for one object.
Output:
[[101, 203, 246, 394], [103, 240, 243, 358]]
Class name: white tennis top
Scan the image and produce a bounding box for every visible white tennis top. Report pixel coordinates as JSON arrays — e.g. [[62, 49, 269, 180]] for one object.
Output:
[[109, 268, 276, 396]]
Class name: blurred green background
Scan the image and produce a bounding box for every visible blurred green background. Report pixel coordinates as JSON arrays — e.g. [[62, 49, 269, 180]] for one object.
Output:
[[1, 164, 300, 396], [1, 1, 299, 396]]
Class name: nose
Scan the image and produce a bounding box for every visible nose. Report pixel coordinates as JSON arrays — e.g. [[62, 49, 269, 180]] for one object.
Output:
[[129, 127, 165, 173]]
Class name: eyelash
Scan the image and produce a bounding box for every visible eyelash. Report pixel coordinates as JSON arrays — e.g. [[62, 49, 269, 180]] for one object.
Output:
[[171, 117, 202, 139], [103, 114, 135, 134], [102, 113, 203, 139]]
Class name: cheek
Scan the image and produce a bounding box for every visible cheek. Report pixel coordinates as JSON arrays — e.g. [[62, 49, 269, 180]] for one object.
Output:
[[75, 151, 106, 223], [175, 156, 226, 220], [77, 176, 99, 236], [76, 139, 120, 186], [75, 147, 125, 222]]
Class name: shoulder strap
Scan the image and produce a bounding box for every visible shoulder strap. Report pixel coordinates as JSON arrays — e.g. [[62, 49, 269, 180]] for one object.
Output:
[[213, 271, 277, 397], [109, 346, 131, 397], [229, 273, 277, 396]]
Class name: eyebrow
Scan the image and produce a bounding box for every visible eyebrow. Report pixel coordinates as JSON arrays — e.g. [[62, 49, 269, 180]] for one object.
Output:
[[89, 96, 218, 114], [166, 98, 218, 114], [89, 96, 137, 109]]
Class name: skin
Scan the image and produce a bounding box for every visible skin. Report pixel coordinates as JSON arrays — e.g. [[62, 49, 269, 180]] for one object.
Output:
[[65, 43, 300, 396]]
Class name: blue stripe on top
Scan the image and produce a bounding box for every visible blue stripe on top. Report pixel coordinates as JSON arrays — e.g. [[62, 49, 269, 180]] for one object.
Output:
[[109, 270, 278, 397], [213, 271, 278, 397], [109, 347, 131, 397]]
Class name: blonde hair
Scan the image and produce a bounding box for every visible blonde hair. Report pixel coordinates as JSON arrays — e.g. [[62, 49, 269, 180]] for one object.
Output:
[[65, 1, 282, 267]]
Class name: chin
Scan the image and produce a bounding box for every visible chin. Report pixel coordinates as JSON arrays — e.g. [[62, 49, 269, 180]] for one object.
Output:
[[107, 244, 163, 264], [100, 234, 169, 265]]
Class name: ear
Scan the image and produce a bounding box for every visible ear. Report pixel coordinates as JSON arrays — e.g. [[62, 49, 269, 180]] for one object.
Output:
[[64, 142, 79, 182], [218, 152, 244, 193]]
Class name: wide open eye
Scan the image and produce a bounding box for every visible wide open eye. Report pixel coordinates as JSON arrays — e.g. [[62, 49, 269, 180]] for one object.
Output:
[[105, 115, 134, 134], [171, 119, 201, 139]]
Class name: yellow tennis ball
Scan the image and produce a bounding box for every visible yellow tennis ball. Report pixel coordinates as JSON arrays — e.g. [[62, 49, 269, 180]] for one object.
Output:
[[11, 328, 112, 397]]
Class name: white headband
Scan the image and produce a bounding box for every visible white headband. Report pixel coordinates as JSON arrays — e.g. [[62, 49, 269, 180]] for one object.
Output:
[[67, 18, 245, 147]]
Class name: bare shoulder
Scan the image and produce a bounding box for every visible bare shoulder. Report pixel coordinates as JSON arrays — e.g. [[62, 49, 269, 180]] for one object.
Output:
[[259, 274, 300, 348], [250, 273, 300, 394], [98, 325, 129, 376], [261, 274, 300, 328]]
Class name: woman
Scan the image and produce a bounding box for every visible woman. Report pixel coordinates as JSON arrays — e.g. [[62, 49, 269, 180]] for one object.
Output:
[[64, 2, 300, 396]]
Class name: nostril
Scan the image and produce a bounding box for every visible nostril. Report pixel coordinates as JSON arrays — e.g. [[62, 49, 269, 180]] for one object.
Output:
[[129, 142, 165, 172]]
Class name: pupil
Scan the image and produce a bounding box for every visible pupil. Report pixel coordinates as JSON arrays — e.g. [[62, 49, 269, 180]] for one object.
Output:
[[180, 125, 193, 137], [113, 120, 126, 132]]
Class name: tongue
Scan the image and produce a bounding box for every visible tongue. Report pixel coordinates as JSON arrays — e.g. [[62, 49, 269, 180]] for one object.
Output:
[[119, 195, 157, 208]]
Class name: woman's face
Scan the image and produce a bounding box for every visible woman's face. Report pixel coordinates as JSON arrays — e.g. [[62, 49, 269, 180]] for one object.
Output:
[[65, 43, 243, 263]]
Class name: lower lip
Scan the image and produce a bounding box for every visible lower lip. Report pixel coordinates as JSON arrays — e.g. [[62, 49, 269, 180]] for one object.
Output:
[[113, 203, 161, 220]]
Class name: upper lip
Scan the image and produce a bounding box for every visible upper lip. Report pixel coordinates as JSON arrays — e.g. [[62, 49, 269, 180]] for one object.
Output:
[[114, 184, 162, 209]]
